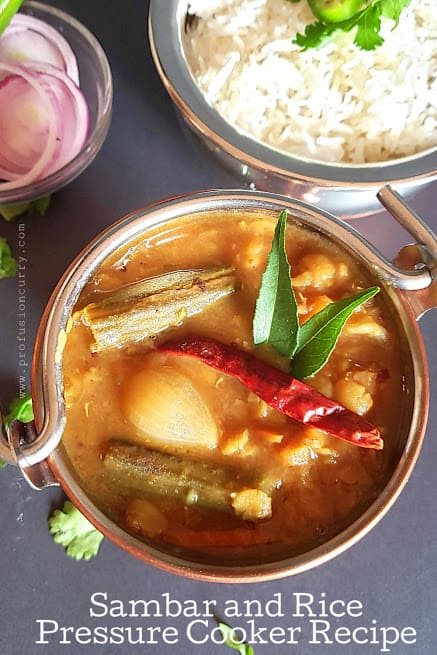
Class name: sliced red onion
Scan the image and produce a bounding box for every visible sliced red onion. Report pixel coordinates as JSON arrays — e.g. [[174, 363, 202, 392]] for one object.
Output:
[[0, 30, 66, 81], [0, 63, 58, 189], [0, 164, 21, 181], [1, 13, 79, 84], [0, 62, 89, 187], [0, 74, 53, 174], [23, 62, 89, 176], [0, 13, 89, 190]]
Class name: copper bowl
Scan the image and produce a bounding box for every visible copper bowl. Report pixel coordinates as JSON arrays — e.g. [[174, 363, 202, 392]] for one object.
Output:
[[1, 188, 435, 581]]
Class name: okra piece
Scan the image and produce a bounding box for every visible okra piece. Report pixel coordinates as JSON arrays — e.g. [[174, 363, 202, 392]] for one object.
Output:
[[79, 267, 236, 352], [103, 440, 262, 513]]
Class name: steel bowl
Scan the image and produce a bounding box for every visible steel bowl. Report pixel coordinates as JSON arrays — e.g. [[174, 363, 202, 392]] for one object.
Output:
[[148, 0, 437, 218], [0, 187, 435, 581]]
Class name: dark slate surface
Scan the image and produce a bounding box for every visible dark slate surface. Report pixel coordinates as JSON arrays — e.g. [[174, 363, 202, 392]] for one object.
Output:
[[0, 2, 436, 654]]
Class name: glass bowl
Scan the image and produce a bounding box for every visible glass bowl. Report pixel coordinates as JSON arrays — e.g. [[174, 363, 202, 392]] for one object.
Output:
[[0, 0, 113, 205]]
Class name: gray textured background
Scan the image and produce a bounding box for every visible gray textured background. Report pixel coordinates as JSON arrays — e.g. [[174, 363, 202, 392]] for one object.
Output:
[[0, 1, 435, 653]]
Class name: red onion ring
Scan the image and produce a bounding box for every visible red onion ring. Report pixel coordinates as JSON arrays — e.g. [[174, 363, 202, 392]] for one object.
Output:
[[3, 13, 79, 84], [0, 74, 55, 174], [22, 62, 89, 175], [0, 14, 90, 190], [0, 63, 58, 189]]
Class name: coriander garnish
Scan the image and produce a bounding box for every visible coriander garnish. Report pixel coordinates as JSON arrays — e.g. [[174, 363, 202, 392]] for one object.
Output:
[[292, 0, 412, 50], [217, 621, 255, 655]]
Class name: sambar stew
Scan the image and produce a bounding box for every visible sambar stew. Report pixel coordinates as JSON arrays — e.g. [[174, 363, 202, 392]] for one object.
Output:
[[61, 212, 409, 564]]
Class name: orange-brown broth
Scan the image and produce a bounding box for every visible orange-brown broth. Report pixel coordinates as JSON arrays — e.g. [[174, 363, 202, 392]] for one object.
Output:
[[61, 213, 407, 562]]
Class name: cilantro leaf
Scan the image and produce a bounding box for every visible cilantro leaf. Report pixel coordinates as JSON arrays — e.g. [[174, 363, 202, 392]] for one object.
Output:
[[1, 393, 34, 468], [0, 236, 17, 279], [0, 203, 31, 222], [253, 210, 299, 358], [218, 622, 254, 655], [48, 500, 104, 560], [0, 194, 51, 221], [294, 0, 412, 51], [4, 393, 34, 431], [354, 3, 384, 50], [380, 0, 411, 25], [33, 194, 51, 215], [294, 19, 339, 49]]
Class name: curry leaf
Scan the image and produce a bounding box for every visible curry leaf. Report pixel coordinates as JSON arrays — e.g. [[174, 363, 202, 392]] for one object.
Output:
[[292, 286, 380, 379], [253, 211, 299, 358], [218, 622, 254, 655]]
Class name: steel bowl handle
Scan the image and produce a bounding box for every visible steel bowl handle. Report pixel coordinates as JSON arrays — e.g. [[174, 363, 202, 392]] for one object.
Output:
[[377, 186, 437, 319]]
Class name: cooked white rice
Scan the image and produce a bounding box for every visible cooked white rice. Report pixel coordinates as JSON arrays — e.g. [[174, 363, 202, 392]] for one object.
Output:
[[183, 0, 437, 164]]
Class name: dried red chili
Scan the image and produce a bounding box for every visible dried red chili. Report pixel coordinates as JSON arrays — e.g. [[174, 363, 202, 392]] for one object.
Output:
[[160, 337, 383, 450]]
